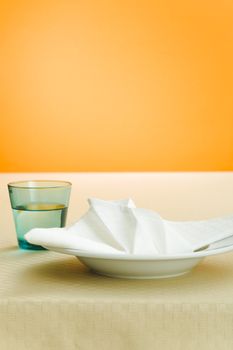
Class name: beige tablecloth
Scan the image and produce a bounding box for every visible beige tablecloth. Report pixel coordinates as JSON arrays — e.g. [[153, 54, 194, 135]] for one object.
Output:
[[1, 173, 233, 350]]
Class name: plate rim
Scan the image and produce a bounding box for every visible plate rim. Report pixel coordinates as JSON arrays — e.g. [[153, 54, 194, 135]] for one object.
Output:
[[43, 242, 233, 261]]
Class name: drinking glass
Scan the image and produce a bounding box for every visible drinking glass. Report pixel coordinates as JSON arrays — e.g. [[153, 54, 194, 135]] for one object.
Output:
[[8, 180, 72, 250]]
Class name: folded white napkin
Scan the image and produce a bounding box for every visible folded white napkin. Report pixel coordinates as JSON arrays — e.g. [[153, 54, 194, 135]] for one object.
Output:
[[25, 198, 233, 256]]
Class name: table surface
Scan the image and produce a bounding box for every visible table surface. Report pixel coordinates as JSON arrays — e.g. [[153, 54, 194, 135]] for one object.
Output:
[[1, 172, 233, 350]]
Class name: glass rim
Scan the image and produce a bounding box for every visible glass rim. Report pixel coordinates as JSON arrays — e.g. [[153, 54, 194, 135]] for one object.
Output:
[[8, 180, 72, 189]]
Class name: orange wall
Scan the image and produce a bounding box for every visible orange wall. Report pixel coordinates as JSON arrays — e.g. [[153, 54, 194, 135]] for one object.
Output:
[[1, 0, 233, 172]]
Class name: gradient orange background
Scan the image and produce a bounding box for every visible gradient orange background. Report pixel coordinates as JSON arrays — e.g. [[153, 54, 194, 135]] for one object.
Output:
[[1, 0, 233, 172]]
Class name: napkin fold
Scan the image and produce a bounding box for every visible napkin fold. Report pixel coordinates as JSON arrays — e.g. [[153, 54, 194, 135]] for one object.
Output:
[[25, 198, 233, 256]]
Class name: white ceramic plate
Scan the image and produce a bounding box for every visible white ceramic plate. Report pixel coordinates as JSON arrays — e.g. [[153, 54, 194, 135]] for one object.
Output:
[[44, 235, 233, 279]]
